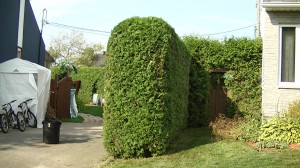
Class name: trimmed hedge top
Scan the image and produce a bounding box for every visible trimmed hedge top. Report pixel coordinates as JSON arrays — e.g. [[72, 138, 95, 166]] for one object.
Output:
[[104, 16, 190, 158]]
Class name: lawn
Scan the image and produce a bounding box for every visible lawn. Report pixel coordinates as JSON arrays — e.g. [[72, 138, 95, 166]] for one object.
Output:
[[101, 127, 300, 168], [80, 105, 104, 117]]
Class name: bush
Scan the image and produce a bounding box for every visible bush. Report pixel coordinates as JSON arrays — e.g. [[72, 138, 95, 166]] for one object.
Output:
[[285, 100, 300, 119], [237, 117, 261, 142], [104, 16, 190, 158], [209, 114, 261, 142], [259, 117, 300, 146], [209, 114, 241, 140]]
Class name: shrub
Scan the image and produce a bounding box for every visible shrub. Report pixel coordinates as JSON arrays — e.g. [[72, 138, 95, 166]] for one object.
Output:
[[209, 114, 241, 140], [209, 114, 261, 142], [259, 117, 300, 147], [237, 117, 261, 142], [104, 16, 190, 158], [285, 100, 300, 119]]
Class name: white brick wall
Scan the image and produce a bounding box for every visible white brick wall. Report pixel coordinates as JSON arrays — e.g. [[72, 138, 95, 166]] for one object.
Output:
[[262, 10, 300, 117]]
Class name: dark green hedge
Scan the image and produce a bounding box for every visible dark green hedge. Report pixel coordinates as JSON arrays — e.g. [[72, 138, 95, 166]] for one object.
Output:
[[104, 17, 190, 158], [223, 38, 262, 119], [183, 37, 224, 127], [183, 36, 262, 126], [51, 66, 105, 103]]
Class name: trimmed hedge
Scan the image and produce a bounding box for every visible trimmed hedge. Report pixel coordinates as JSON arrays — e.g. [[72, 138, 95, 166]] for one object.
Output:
[[183, 37, 223, 127], [51, 66, 105, 103], [183, 36, 262, 126], [104, 17, 190, 158]]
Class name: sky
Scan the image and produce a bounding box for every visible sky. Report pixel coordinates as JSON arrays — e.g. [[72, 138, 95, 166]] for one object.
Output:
[[30, 0, 258, 50]]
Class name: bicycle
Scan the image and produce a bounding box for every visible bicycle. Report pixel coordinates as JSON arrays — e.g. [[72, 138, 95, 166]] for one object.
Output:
[[0, 113, 9, 133], [1, 100, 26, 133], [18, 99, 37, 128]]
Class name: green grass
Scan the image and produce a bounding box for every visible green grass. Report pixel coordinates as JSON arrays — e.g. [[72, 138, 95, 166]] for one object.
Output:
[[80, 105, 104, 117], [101, 127, 300, 168], [60, 115, 84, 123]]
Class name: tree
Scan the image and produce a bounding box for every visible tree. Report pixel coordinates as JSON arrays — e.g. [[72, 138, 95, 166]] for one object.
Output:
[[73, 44, 106, 67], [48, 31, 105, 67], [48, 31, 86, 62]]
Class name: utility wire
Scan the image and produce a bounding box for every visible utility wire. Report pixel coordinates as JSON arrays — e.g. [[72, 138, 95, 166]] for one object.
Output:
[[44, 20, 254, 38], [45, 21, 111, 36], [199, 24, 255, 37]]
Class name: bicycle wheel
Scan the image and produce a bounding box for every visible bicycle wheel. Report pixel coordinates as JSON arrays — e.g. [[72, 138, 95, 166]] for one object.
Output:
[[26, 110, 37, 128], [16, 112, 25, 132], [0, 114, 9, 133]]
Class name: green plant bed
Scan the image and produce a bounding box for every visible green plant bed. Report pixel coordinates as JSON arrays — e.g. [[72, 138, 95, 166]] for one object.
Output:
[[80, 105, 103, 117], [61, 116, 84, 123]]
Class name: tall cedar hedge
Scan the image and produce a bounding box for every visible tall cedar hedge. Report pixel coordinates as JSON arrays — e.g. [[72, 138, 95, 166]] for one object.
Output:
[[104, 17, 190, 158]]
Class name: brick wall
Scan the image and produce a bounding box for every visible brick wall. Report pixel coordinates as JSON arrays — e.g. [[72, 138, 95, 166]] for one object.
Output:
[[262, 10, 300, 118]]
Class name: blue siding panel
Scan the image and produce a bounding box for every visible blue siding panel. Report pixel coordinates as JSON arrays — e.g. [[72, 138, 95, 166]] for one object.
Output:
[[0, 0, 20, 63], [23, 0, 45, 65]]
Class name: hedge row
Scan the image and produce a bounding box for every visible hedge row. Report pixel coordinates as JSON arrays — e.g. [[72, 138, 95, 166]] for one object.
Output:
[[183, 36, 262, 127], [51, 66, 105, 103], [103, 17, 190, 158]]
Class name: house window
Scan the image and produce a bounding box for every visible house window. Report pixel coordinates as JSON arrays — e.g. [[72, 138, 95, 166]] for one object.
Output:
[[279, 26, 300, 88]]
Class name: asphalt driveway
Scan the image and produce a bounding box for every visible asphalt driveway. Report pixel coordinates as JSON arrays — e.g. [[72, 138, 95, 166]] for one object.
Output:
[[0, 122, 107, 168]]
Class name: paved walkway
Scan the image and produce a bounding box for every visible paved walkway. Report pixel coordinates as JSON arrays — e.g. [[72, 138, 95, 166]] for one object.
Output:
[[80, 113, 103, 125], [0, 114, 107, 168]]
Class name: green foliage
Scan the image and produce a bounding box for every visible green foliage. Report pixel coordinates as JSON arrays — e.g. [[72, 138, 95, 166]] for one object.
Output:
[[183, 37, 222, 127], [209, 114, 261, 142], [60, 115, 84, 123], [183, 36, 262, 127], [73, 44, 106, 67], [76, 98, 87, 113], [103, 127, 300, 168], [59, 57, 78, 77], [223, 38, 262, 119], [51, 66, 105, 103], [104, 17, 190, 158], [260, 117, 300, 146], [81, 105, 103, 117], [237, 117, 261, 142], [285, 100, 300, 119]]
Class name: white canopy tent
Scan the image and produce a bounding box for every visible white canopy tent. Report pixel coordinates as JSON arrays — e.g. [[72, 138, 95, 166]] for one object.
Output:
[[0, 58, 51, 128]]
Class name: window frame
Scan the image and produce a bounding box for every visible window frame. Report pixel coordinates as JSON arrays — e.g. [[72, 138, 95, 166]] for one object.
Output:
[[278, 25, 300, 89]]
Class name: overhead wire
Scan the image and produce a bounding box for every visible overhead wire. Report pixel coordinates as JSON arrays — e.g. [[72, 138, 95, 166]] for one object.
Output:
[[44, 20, 255, 38], [45, 21, 111, 36], [198, 24, 255, 37]]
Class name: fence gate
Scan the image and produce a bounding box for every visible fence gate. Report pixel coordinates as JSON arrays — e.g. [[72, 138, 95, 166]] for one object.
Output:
[[210, 72, 227, 120], [50, 77, 72, 119]]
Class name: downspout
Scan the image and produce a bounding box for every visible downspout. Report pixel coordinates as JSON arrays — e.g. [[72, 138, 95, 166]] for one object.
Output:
[[38, 8, 47, 65], [17, 0, 26, 58]]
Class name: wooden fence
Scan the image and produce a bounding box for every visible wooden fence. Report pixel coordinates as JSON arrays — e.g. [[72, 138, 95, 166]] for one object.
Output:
[[50, 77, 81, 119]]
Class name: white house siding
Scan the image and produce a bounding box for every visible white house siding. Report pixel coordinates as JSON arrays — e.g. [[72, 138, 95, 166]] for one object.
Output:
[[262, 10, 300, 118]]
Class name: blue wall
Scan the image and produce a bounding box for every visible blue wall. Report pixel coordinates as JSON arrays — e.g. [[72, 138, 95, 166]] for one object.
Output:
[[23, 0, 45, 65], [0, 0, 45, 65], [0, 0, 20, 62]]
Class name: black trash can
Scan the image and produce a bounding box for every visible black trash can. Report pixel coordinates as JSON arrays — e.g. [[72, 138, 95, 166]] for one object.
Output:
[[43, 118, 62, 144]]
